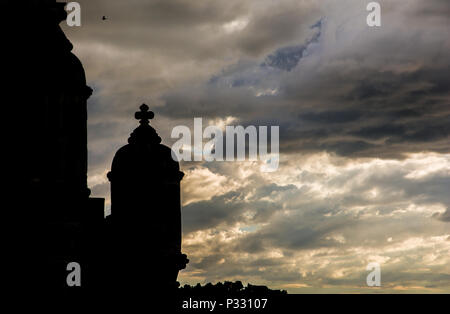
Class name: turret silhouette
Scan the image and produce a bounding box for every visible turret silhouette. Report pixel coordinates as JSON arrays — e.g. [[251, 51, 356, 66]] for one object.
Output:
[[105, 104, 188, 294]]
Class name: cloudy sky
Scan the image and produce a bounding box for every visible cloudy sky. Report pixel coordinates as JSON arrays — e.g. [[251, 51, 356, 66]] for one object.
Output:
[[64, 0, 450, 293]]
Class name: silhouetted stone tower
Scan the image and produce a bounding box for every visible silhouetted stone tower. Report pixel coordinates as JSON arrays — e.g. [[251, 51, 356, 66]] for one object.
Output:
[[8, 0, 91, 197], [4, 0, 104, 291], [106, 104, 188, 293], [4, 1, 187, 296]]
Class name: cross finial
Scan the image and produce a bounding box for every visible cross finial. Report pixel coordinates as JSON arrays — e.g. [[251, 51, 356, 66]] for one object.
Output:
[[135, 104, 154, 125]]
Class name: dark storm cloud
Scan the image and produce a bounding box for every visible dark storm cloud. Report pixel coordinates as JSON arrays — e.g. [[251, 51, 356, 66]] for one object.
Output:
[[72, 0, 249, 31], [182, 183, 287, 233], [182, 191, 245, 233], [254, 64, 449, 158], [235, 217, 349, 253], [152, 1, 450, 159], [261, 19, 322, 71], [436, 209, 450, 222], [65, 0, 450, 291], [299, 110, 363, 124], [68, 0, 320, 62]]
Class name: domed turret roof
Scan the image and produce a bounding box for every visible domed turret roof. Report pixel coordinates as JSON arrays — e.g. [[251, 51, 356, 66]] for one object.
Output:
[[109, 105, 183, 182]]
